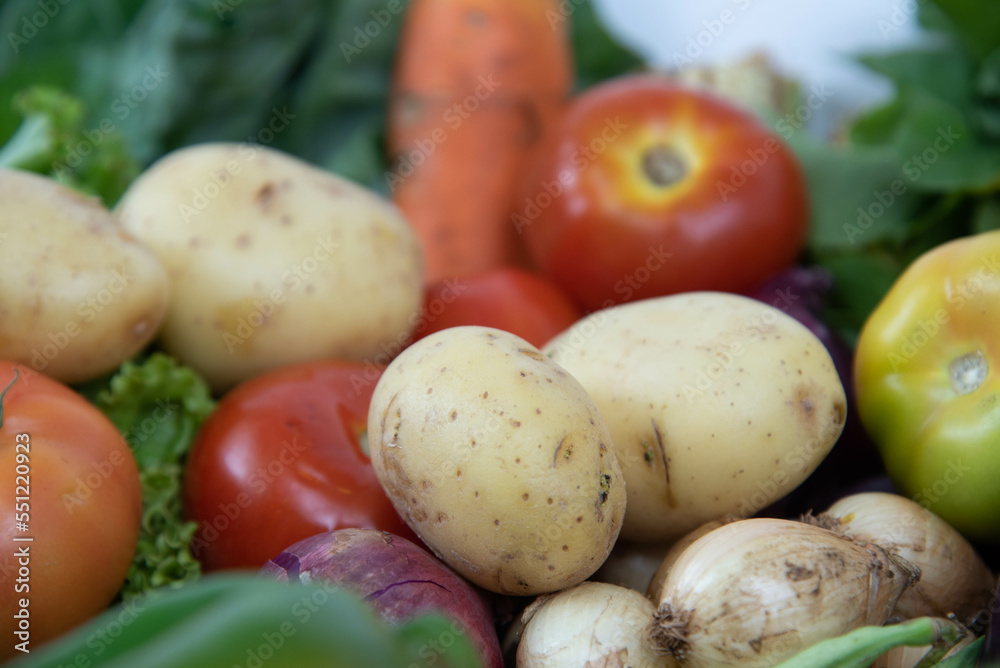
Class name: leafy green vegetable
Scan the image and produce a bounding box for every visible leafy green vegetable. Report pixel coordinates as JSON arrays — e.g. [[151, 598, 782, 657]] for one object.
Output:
[[0, 0, 641, 197], [0, 86, 139, 204], [567, 1, 644, 90], [792, 0, 1000, 342], [6, 575, 483, 668], [80, 354, 215, 601]]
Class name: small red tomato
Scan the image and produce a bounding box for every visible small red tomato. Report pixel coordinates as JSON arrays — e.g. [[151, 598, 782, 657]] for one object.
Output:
[[414, 268, 582, 348], [518, 75, 809, 311], [183, 361, 417, 571]]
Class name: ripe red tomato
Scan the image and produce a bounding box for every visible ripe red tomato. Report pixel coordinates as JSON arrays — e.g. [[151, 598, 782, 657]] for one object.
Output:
[[518, 75, 809, 311], [414, 268, 582, 348], [0, 362, 141, 657], [183, 361, 418, 571]]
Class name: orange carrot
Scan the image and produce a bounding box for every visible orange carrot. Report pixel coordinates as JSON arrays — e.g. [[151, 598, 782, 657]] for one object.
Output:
[[387, 0, 572, 285]]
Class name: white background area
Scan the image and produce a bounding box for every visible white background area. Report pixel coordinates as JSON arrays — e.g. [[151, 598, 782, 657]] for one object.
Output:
[[591, 0, 933, 134]]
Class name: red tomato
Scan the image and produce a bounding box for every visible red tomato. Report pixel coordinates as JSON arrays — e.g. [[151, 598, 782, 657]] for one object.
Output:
[[0, 363, 141, 657], [518, 75, 809, 311], [415, 268, 582, 348], [184, 361, 418, 571]]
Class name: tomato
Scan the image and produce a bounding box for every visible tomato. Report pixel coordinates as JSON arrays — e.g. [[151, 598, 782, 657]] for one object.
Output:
[[414, 268, 582, 348], [184, 361, 418, 571], [0, 362, 141, 657], [855, 231, 1000, 540], [517, 75, 809, 311]]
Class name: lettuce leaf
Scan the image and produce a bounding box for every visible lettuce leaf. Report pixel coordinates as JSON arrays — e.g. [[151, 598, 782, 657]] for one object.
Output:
[[0, 86, 139, 205], [80, 353, 215, 600]]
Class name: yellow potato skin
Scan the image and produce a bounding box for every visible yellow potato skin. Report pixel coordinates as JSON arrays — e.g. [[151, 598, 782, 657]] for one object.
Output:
[[116, 142, 422, 390], [368, 326, 626, 596], [545, 292, 846, 543], [0, 169, 167, 383]]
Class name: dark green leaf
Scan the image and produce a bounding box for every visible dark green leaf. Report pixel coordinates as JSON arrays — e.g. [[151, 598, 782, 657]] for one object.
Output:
[[0, 0, 146, 141], [568, 1, 644, 90], [6, 576, 483, 668], [107, 0, 325, 164], [857, 48, 974, 106], [280, 0, 406, 192], [923, 0, 1000, 63], [791, 138, 912, 251], [850, 97, 907, 146], [891, 87, 1000, 192]]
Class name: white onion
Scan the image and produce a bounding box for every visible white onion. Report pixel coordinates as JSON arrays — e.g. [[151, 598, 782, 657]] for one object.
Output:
[[517, 582, 676, 667], [648, 518, 919, 667], [814, 492, 996, 626]]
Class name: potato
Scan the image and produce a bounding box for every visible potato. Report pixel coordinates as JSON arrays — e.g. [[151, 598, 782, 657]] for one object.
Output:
[[115, 143, 422, 390], [544, 292, 846, 542], [368, 326, 626, 596], [0, 169, 167, 383]]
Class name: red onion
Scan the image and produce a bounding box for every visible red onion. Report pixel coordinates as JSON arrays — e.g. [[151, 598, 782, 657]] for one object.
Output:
[[259, 528, 502, 668], [749, 267, 885, 516]]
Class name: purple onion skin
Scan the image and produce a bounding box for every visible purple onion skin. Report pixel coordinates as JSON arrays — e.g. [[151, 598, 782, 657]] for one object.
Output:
[[748, 268, 884, 518], [260, 528, 503, 668]]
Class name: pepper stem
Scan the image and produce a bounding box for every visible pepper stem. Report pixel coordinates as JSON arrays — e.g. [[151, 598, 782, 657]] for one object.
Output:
[[949, 350, 988, 396]]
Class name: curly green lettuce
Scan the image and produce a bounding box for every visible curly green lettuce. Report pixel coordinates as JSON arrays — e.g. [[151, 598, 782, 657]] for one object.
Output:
[[81, 353, 215, 600], [0, 86, 139, 206]]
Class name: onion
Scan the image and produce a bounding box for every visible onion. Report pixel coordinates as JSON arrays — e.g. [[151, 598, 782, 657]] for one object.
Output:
[[592, 539, 674, 594], [811, 492, 996, 626], [648, 518, 919, 667], [259, 528, 502, 668], [869, 644, 932, 668], [517, 582, 675, 667], [645, 519, 726, 602]]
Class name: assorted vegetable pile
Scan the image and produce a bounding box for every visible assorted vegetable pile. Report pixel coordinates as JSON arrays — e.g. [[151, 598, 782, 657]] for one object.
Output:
[[0, 0, 998, 666]]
